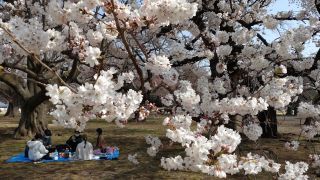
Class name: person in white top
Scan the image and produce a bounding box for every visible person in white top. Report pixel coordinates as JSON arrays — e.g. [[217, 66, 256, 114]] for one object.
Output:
[[75, 134, 93, 160], [27, 133, 49, 161]]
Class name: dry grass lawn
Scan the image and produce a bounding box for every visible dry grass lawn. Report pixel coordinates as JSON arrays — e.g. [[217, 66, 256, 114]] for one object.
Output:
[[0, 115, 319, 180]]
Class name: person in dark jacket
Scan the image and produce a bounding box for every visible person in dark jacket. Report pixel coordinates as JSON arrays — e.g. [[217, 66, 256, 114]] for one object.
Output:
[[42, 129, 52, 148], [66, 130, 83, 152]]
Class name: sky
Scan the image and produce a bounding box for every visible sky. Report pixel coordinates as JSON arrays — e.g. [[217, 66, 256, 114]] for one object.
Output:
[[0, 102, 7, 107], [265, 0, 319, 57]]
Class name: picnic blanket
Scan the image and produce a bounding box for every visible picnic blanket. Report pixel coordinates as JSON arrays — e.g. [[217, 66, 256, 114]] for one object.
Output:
[[6, 149, 120, 163]]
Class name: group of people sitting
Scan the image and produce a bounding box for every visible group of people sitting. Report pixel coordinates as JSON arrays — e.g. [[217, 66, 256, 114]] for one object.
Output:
[[25, 128, 106, 162]]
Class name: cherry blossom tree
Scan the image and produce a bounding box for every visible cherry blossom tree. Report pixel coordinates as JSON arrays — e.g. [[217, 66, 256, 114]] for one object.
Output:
[[1, 0, 320, 178]]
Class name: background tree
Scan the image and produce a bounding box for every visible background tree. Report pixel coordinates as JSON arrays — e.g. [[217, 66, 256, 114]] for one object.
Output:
[[0, 82, 21, 117]]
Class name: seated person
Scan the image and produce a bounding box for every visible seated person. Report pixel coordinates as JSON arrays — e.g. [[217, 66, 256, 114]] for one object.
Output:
[[24, 139, 34, 158], [42, 129, 52, 148], [66, 130, 83, 152], [94, 128, 106, 155], [25, 130, 53, 157], [74, 134, 93, 160], [27, 133, 49, 161]]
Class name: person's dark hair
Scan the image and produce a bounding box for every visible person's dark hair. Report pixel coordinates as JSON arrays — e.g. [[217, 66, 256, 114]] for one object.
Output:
[[34, 133, 43, 140], [82, 134, 88, 148], [96, 128, 102, 135], [44, 129, 52, 136]]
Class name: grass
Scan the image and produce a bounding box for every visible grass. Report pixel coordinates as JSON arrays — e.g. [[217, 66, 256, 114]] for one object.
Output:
[[0, 115, 319, 179]]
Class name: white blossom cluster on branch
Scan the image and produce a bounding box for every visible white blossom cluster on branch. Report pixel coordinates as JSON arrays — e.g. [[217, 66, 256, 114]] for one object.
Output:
[[46, 69, 142, 131]]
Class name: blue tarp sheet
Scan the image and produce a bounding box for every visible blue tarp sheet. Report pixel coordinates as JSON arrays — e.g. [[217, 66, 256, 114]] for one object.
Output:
[[6, 149, 120, 163], [7, 153, 71, 163]]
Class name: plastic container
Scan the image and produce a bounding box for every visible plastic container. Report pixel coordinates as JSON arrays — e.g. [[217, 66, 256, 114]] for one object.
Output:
[[54, 150, 58, 160]]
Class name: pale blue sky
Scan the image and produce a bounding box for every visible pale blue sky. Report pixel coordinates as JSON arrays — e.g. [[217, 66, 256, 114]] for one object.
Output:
[[265, 0, 318, 56]]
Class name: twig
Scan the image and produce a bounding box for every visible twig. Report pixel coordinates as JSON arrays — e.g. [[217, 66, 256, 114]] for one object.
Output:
[[129, 32, 149, 60]]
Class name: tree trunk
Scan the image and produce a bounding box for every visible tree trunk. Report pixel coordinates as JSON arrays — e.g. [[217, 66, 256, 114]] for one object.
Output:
[[4, 102, 20, 117], [14, 103, 48, 137], [257, 106, 278, 138]]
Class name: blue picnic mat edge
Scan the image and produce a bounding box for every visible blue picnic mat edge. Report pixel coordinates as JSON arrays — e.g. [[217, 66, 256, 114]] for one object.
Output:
[[6, 150, 120, 163]]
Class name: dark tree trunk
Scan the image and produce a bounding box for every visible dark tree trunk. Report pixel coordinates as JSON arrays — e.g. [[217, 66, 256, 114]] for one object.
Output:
[[258, 106, 278, 138], [14, 102, 48, 137], [4, 102, 20, 117]]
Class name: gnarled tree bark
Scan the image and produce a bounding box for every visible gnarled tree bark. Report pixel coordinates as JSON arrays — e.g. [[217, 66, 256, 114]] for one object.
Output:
[[5, 102, 20, 117], [15, 102, 48, 137]]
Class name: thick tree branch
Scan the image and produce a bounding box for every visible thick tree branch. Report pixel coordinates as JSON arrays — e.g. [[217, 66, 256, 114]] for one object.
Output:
[[24, 90, 49, 113], [2, 63, 39, 80], [0, 68, 29, 98], [171, 56, 207, 67]]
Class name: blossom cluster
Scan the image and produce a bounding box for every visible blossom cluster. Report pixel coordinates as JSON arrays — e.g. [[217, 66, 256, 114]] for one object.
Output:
[[138, 106, 150, 121], [145, 135, 162, 157], [243, 123, 263, 141], [258, 76, 303, 109], [161, 125, 242, 178], [140, 0, 198, 27], [290, 58, 314, 72], [284, 141, 300, 151], [173, 81, 200, 114], [278, 161, 309, 180], [161, 120, 282, 178], [46, 69, 143, 131], [145, 55, 171, 76], [128, 153, 139, 165], [211, 97, 269, 116], [301, 123, 320, 139], [297, 102, 320, 118], [309, 154, 320, 168], [238, 153, 281, 175], [1, 17, 65, 56]]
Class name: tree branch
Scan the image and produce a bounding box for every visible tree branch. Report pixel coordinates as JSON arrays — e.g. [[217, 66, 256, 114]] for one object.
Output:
[[0, 68, 30, 98], [2, 63, 39, 80], [171, 56, 207, 67], [110, 0, 145, 94]]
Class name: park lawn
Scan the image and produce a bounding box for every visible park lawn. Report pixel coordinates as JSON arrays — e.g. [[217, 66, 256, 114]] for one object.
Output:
[[0, 115, 319, 180]]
